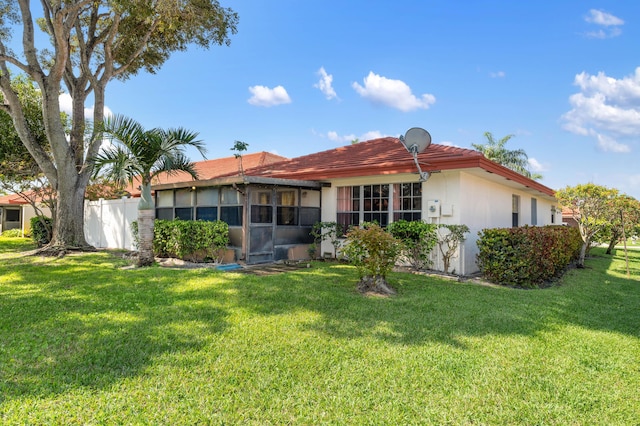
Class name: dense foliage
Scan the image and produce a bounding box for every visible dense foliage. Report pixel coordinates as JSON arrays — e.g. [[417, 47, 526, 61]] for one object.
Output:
[[153, 220, 229, 262], [342, 223, 401, 294], [387, 220, 438, 270], [133, 219, 229, 262], [29, 215, 52, 247], [477, 226, 582, 288]]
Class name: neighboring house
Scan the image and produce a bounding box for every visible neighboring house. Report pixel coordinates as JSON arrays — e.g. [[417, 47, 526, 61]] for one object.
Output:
[[0, 192, 50, 236], [142, 137, 559, 274]]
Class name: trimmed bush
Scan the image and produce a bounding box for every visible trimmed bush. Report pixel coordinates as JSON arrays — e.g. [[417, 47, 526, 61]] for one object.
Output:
[[387, 220, 438, 270], [477, 225, 582, 288], [1, 229, 23, 238], [342, 222, 401, 295], [153, 219, 230, 262], [30, 215, 52, 247]]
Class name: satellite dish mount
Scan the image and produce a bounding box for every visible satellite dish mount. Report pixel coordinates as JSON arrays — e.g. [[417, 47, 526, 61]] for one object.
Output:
[[399, 127, 432, 181]]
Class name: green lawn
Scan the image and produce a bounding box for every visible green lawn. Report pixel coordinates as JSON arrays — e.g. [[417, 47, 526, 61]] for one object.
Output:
[[1, 237, 638, 424]]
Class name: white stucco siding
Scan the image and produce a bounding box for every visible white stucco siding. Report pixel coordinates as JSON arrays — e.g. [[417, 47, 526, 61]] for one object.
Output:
[[319, 170, 557, 276]]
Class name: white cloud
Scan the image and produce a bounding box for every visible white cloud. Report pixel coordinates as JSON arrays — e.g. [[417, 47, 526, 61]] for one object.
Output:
[[595, 132, 630, 153], [584, 9, 624, 38], [585, 9, 624, 26], [352, 72, 435, 112], [59, 93, 113, 119], [247, 85, 291, 107], [562, 68, 640, 152], [528, 158, 548, 172], [326, 130, 385, 143], [489, 71, 506, 78], [314, 67, 338, 100]]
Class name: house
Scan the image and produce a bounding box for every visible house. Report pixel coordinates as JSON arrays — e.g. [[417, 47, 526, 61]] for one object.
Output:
[[144, 137, 558, 275], [0, 192, 50, 236]]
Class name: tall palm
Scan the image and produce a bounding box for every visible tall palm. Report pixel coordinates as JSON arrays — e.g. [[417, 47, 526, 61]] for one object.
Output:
[[472, 132, 542, 180], [93, 115, 206, 266]]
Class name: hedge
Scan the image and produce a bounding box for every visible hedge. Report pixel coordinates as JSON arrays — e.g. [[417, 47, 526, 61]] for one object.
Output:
[[131, 219, 229, 262], [30, 216, 52, 247], [476, 226, 582, 288]]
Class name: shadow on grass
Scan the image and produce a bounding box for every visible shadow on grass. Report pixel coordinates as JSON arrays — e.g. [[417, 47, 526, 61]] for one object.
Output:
[[0, 247, 637, 403], [223, 249, 639, 347], [0, 253, 230, 402]]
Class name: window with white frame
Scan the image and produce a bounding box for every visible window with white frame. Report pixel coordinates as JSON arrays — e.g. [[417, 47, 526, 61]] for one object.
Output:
[[531, 197, 537, 225], [393, 182, 422, 221], [512, 194, 520, 227], [337, 183, 421, 230]]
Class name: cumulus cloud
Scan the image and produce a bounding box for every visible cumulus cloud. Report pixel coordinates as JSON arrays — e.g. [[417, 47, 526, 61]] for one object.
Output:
[[326, 130, 385, 143], [247, 85, 291, 107], [314, 67, 338, 100], [59, 93, 113, 119], [489, 71, 506, 78], [562, 68, 640, 152], [352, 72, 435, 112], [527, 158, 548, 172], [584, 9, 624, 38]]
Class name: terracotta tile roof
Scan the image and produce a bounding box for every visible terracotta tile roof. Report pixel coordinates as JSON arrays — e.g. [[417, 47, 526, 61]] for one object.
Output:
[[241, 137, 555, 197], [127, 151, 287, 196], [0, 193, 28, 205]]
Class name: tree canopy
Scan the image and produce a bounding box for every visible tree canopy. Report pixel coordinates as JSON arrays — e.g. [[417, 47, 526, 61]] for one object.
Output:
[[555, 183, 619, 267], [93, 114, 206, 266], [0, 1, 238, 252], [472, 132, 542, 180]]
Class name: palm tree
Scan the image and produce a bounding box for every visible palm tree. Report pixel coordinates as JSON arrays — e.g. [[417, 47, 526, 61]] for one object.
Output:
[[472, 132, 542, 180], [93, 115, 206, 266]]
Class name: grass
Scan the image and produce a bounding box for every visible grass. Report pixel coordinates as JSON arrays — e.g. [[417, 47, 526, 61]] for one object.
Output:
[[0, 237, 638, 424]]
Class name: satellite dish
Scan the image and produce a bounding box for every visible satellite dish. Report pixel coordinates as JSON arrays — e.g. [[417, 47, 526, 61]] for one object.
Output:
[[399, 127, 432, 182], [401, 127, 432, 154]]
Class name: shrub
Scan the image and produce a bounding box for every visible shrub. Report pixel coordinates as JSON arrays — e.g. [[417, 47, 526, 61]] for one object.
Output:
[[476, 226, 582, 288], [387, 220, 438, 270], [30, 215, 52, 247], [1, 229, 24, 238], [437, 224, 470, 274], [310, 221, 344, 258], [341, 222, 401, 295], [152, 219, 229, 262]]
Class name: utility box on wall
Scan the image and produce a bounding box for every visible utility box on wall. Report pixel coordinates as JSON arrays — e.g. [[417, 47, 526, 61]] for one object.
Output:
[[427, 200, 440, 218], [441, 204, 453, 216]]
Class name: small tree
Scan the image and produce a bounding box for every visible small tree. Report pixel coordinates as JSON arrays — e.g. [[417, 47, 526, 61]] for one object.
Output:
[[556, 183, 618, 268], [387, 220, 438, 270], [341, 223, 401, 295], [436, 224, 469, 274], [601, 194, 640, 255], [311, 221, 344, 258], [93, 115, 206, 267]]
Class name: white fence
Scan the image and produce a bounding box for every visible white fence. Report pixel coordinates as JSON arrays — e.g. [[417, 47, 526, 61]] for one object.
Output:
[[84, 197, 139, 250]]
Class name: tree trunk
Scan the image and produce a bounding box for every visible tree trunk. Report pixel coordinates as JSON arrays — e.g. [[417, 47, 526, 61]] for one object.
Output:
[[577, 241, 587, 268], [357, 275, 397, 296], [43, 167, 91, 253], [137, 208, 155, 267]]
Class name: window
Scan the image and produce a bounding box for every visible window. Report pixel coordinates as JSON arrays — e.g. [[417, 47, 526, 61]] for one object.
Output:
[[512, 195, 520, 227], [531, 198, 537, 225], [277, 190, 298, 225], [221, 188, 243, 226], [362, 184, 389, 226], [5, 208, 20, 222], [337, 186, 360, 231], [393, 182, 422, 221], [337, 183, 423, 228], [251, 190, 272, 224], [196, 188, 218, 222]]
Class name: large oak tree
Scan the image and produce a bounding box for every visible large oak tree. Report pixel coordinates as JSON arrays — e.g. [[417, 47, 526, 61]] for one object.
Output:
[[0, 1, 237, 252]]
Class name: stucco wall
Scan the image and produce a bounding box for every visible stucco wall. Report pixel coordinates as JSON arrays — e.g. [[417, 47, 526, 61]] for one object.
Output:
[[320, 170, 558, 276]]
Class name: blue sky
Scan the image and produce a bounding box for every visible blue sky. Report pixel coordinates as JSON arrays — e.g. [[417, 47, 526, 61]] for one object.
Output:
[[98, 1, 639, 198]]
